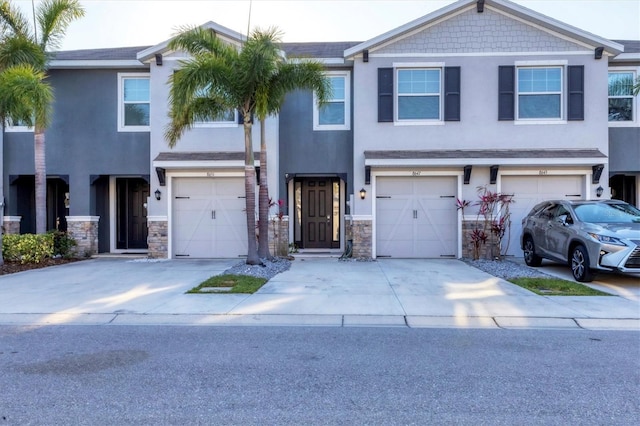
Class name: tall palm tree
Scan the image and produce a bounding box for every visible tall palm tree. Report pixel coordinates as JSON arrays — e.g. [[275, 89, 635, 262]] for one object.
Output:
[[0, 0, 84, 234], [165, 26, 330, 263], [245, 28, 331, 258]]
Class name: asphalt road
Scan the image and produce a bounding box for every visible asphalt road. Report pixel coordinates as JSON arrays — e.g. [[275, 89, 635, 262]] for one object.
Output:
[[1, 326, 638, 425]]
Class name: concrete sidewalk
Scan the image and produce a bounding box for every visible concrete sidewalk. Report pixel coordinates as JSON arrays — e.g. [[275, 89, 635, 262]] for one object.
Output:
[[0, 257, 638, 330]]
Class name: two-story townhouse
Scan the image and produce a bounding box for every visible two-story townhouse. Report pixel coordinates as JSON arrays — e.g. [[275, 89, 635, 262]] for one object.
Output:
[[2, 0, 636, 262], [345, 0, 623, 259], [2, 46, 152, 255], [608, 40, 640, 207]]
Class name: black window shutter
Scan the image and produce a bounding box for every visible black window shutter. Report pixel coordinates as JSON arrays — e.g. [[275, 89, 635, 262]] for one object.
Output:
[[567, 65, 584, 121], [378, 68, 393, 122], [444, 67, 461, 121], [498, 66, 515, 121]]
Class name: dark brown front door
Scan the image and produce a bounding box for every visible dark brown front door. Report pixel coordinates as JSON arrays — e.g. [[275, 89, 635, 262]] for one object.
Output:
[[302, 178, 333, 249], [116, 178, 149, 250]]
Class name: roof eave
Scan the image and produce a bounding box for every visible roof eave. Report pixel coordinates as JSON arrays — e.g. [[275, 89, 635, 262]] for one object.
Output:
[[137, 21, 247, 62], [49, 59, 147, 69]]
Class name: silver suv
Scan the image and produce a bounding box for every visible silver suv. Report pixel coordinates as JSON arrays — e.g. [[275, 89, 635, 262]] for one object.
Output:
[[520, 200, 640, 282]]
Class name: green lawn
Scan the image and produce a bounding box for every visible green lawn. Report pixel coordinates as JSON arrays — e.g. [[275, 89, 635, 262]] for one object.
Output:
[[509, 277, 612, 296], [187, 274, 267, 294]]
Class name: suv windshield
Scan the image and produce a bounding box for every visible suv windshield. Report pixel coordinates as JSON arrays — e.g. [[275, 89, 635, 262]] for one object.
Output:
[[574, 203, 640, 223]]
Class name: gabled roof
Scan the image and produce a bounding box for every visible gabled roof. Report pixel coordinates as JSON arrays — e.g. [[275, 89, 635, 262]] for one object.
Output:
[[281, 42, 360, 59], [49, 46, 151, 69], [137, 21, 246, 63], [344, 0, 623, 58]]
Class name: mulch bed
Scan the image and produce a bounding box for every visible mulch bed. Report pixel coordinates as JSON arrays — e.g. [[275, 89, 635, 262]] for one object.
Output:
[[0, 258, 83, 275]]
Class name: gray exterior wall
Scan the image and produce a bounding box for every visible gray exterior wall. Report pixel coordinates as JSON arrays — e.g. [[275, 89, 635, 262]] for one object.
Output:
[[278, 81, 354, 199], [2, 68, 150, 217], [609, 127, 640, 173]]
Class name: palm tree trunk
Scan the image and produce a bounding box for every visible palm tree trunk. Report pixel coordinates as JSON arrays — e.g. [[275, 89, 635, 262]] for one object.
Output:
[[257, 118, 271, 259], [34, 127, 47, 234], [243, 119, 260, 265]]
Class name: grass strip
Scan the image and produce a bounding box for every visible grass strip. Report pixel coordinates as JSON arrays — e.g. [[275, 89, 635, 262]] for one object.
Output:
[[187, 274, 267, 294], [509, 277, 612, 296]]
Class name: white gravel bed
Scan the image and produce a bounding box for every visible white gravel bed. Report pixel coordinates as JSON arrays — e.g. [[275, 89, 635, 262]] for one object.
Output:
[[462, 258, 554, 280]]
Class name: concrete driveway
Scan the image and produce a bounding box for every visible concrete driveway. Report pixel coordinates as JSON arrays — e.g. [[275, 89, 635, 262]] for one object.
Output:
[[0, 257, 638, 329]]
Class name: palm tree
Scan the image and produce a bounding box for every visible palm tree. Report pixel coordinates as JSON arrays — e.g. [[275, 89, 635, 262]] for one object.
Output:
[[165, 26, 330, 263], [0, 0, 84, 234], [245, 28, 331, 258]]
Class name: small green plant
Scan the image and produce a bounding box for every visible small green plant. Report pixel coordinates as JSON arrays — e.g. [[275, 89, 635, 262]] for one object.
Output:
[[48, 230, 77, 258], [509, 277, 611, 296], [2, 233, 55, 264], [187, 274, 267, 294], [288, 242, 298, 254]]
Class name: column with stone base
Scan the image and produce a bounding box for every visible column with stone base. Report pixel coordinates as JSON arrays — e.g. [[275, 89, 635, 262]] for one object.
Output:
[[2, 216, 21, 235], [147, 216, 168, 259], [350, 216, 372, 259], [66, 216, 99, 258]]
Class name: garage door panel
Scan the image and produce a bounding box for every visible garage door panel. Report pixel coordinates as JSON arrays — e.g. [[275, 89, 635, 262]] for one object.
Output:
[[502, 175, 584, 257], [173, 177, 247, 258], [376, 176, 457, 258]]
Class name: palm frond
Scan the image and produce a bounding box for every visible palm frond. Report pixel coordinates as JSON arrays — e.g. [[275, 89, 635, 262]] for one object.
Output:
[[36, 0, 85, 50], [0, 0, 32, 39], [0, 35, 45, 70], [0, 64, 52, 128]]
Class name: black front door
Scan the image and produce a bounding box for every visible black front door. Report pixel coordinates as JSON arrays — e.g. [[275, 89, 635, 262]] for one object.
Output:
[[116, 178, 149, 250], [301, 178, 334, 249]]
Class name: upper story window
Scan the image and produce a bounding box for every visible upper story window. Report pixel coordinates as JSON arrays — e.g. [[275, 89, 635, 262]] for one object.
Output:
[[397, 68, 441, 121], [194, 109, 238, 127], [314, 71, 350, 131], [608, 71, 635, 122], [3, 119, 32, 132], [517, 67, 562, 120], [499, 61, 582, 123], [118, 73, 150, 131]]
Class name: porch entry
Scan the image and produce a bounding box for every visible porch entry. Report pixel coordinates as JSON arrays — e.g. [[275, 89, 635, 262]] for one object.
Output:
[[294, 177, 341, 249], [116, 178, 149, 249]]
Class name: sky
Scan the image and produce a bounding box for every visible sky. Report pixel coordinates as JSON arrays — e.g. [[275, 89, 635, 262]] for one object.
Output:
[[12, 0, 640, 51]]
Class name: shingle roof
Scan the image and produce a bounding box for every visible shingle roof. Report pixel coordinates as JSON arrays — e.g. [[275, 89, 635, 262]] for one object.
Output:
[[364, 149, 607, 159], [280, 42, 360, 58], [154, 151, 260, 162], [51, 46, 152, 61], [613, 40, 640, 53]]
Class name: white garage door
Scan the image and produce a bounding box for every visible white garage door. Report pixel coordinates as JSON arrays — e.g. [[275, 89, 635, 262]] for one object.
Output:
[[502, 175, 584, 257], [172, 177, 247, 258], [376, 176, 457, 258]]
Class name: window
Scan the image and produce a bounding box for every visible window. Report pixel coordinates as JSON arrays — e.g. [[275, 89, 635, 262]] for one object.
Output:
[[118, 73, 150, 131], [314, 71, 350, 131], [608, 71, 635, 122], [3, 119, 32, 132], [517, 67, 562, 119], [397, 68, 441, 121], [193, 83, 238, 127]]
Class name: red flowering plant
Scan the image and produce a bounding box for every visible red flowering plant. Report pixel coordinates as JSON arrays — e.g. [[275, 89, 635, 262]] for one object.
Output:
[[458, 186, 514, 260]]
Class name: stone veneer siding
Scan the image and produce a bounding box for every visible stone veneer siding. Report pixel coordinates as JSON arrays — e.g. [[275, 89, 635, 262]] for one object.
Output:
[[147, 219, 168, 259], [461, 219, 501, 260], [350, 219, 372, 259], [268, 216, 289, 257], [66, 216, 99, 258], [2, 216, 21, 235]]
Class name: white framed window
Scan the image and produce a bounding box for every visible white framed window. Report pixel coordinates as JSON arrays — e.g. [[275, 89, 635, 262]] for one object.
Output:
[[3, 119, 33, 132], [396, 68, 442, 121], [517, 66, 562, 120], [194, 109, 238, 128], [118, 73, 150, 131], [608, 70, 636, 123], [313, 71, 350, 131]]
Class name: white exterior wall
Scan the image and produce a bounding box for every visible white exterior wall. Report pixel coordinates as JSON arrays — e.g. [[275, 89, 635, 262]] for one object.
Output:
[[352, 6, 611, 217], [146, 53, 280, 219]]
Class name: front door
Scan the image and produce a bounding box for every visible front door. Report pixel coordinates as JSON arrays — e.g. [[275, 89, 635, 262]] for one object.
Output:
[[116, 178, 149, 250], [301, 178, 336, 249]]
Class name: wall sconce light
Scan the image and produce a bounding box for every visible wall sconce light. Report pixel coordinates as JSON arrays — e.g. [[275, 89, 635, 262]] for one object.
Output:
[[155, 189, 162, 201], [596, 186, 604, 198], [359, 188, 367, 200]]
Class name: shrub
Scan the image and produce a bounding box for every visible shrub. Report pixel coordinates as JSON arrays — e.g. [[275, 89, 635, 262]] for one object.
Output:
[[2, 233, 55, 264], [49, 230, 77, 258]]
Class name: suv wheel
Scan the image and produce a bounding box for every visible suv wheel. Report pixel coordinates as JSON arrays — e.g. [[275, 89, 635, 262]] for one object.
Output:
[[571, 245, 594, 282], [523, 236, 542, 267]]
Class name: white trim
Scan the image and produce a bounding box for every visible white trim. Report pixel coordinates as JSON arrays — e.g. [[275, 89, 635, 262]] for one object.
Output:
[[514, 60, 568, 66], [371, 51, 593, 58], [65, 216, 100, 222], [49, 60, 145, 69], [514, 120, 567, 125], [395, 66, 444, 123], [612, 53, 640, 63], [147, 215, 168, 222], [393, 61, 445, 68], [193, 110, 239, 128], [3, 125, 33, 132], [153, 160, 258, 169], [117, 72, 150, 132], [313, 70, 351, 131], [516, 65, 564, 121], [3, 216, 21, 222]]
